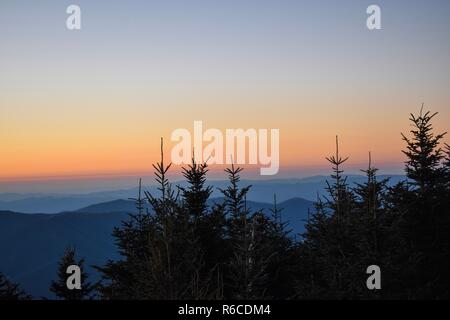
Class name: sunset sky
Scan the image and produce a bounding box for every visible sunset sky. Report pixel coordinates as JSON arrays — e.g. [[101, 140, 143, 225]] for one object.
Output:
[[1, 0, 449, 190]]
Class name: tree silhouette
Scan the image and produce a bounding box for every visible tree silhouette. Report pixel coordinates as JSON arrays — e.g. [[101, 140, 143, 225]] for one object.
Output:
[[50, 247, 94, 300], [399, 107, 449, 298], [85, 108, 450, 300], [0, 272, 30, 300], [401, 106, 447, 194]]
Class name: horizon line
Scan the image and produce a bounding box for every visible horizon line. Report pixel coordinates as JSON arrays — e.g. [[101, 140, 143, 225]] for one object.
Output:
[[0, 163, 406, 184]]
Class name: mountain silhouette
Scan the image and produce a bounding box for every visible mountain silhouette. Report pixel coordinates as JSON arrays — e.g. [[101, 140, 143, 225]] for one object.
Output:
[[0, 175, 405, 213]]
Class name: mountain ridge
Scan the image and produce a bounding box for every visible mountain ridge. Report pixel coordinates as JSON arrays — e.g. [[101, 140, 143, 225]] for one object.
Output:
[[0, 175, 406, 213]]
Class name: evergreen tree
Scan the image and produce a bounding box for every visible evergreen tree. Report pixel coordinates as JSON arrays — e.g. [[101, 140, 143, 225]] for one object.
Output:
[[351, 153, 390, 298], [399, 107, 449, 298], [353, 153, 389, 221], [97, 139, 211, 299], [50, 247, 94, 300], [381, 181, 419, 298], [297, 138, 368, 298], [401, 107, 447, 194], [0, 272, 30, 300], [295, 196, 332, 298], [220, 164, 271, 299], [352, 153, 388, 265], [263, 195, 297, 299], [143, 142, 207, 299], [179, 158, 212, 219], [324, 136, 355, 219], [179, 158, 227, 298], [95, 202, 154, 299]]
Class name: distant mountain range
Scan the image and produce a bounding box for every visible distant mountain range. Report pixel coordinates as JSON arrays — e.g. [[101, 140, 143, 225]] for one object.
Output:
[[0, 196, 313, 299], [0, 175, 406, 213]]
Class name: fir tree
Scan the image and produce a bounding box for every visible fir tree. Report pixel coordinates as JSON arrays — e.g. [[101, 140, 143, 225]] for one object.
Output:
[[398, 106, 449, 298], [295, 196, 332, 298], [178, 158, 212, 219], [263, 195, 297, 299], [179, 157, 227, 298], [143, 140, 207, 299], [298, 138, 368, 298], [50, 247, 94, 300], [0, 272, 30, 300], [97, 139, 211, 299], [401, 106, 447, 194], [353, 153, 389, 221], [324, 136, 354, 218], [351, 153, 390, 298], [95, 178, 153, 299], [220, 164, 271, 299]]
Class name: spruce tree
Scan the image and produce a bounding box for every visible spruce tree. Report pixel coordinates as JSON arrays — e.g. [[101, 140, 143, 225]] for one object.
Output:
[[220, 165, 271, 299], [0, 272, 30, 300], [98, 139, 211, 299], [179, 158, 227, 298], [295, 196, 333, 298], [353, 153, 388, 262], [399, 107, 449, 298], [50, 247, 94, 300], [353, 153, 388, 221], [401, 107, 447, 194], [143, 140, 207, 299], [297, 138, 365, 298], [324, 136, 354, 218], [352, 153, 390, 298], [178, 158, 212, 219], [95, 181, 155, 299], [264, 195, 297, 299]]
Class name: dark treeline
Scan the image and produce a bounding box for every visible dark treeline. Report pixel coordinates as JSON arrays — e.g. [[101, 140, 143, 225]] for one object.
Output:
[[1, 109, 449, 300]]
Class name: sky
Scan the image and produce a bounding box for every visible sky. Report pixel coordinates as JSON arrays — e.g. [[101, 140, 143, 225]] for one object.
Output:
[[1, 0, 449, 191]]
